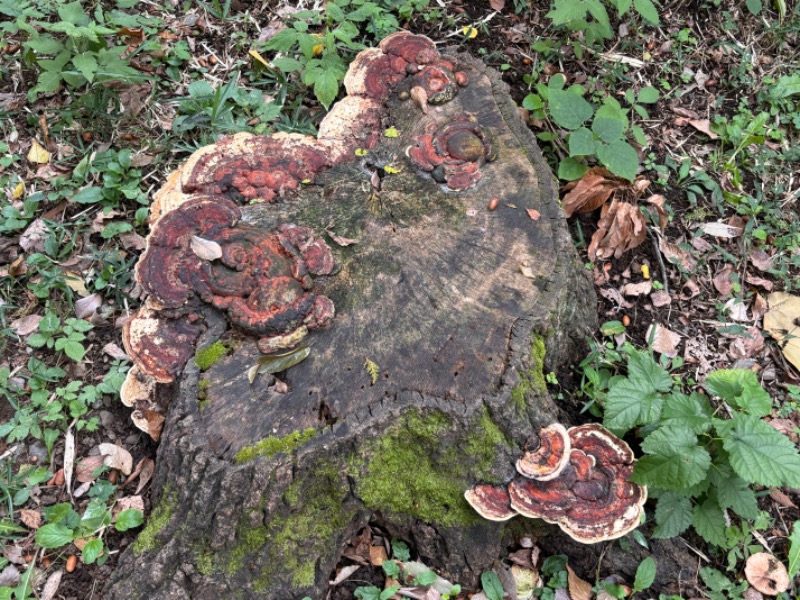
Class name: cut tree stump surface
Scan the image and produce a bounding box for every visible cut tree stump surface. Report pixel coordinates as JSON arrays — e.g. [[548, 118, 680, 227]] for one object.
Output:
[[106, 47, 693, 600]]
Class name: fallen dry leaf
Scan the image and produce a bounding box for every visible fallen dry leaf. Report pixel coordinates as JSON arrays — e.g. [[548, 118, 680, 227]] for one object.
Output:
[[645, 194, 669, 231], [713, 264, 735, 295], [0, 565, 20, 588], [135, 458, 155, 494], [681, 279, 701, 300], [621, 281, 653, 297], [327, 231, 358, 247], [562, 168, 626, 218], [725, 298, 749, 322], [599, 287, 633, 309], [566, 565, 592, 600], [19, 218, 50, 253], [103, 342, 129, 360], [588, 199, 647, 260], [687, 119, 719, 139], [647, 323, 681, 357], [27, 139, 50, 164], [489, 0, 505, 10], [768, 489, 797, 509], [115, 495, 145, 514], [700, 221, 743, 238], [10, 314, 43, 337], [119, 231, 147, 251], [329, 565, 360, 586], [726, 327, 764, 361], [750, 249, 774, 272], [63, 271, 89, 297], [75, 293, 102, 319], [191, 236, 223, 261], [19, 509, 41, 530], [98, 443, 134, 475], [673, 106, 701, 119], [76, 455, 106, 483], [744, 552, 789, 596], [651, 290, 672, 307], [745, 274, 773, 292], [659, 238, 697, 272], [763, 292, 800, 371], [369, 545, 388, 566], [526, 208, 541, 221], [40, 569, 63, 600]]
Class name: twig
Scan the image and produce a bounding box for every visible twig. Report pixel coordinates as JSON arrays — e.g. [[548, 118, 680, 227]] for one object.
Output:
[[648, 227, 669, 295]]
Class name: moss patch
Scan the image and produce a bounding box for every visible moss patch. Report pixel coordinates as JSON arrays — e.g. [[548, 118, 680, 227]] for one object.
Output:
[[234, 428, 317, 464], [511, 334, 548, 410], [133, 487, 177, 554], [354, 410, 510, 527], [194, 341, 228, 371]]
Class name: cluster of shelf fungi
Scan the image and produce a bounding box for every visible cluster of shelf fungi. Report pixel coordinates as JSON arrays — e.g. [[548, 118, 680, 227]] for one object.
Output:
[[108, 31, 669, 599]]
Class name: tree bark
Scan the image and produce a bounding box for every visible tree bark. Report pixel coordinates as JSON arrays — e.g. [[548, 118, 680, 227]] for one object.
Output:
[[105, 52, 690, 599]]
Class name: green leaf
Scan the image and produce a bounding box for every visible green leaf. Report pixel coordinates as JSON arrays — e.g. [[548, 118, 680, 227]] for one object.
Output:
[[633, 0, 660, 24], [746, 0, 763, 14], [633, 557, 656, 593], [272, 57, 304, 72], [705, 369, 771, 417], [547, 89, 594, 130], [380, 587, 400, 600], [653, 492, 692, 538], [101, 221, 133, 239], [481, 571, 504, 600], [719, 413, 800, 487], [557, 157, 588, 181], [354, 586, 380, 600], [522, 94, 544, 111], [604, 378, 663, 433], [568, 127, 596, 156], [637, 86, 660, 104], [787, 521, 800, 579], [592, 117, 625, 143], [72, 53, 98, 82], [82, 538, 104, 564], [628, 350, 673, 392], [29, 71, 62, 99], [692, 499, 727, 547], [546, 1, 589, 25], [253, 346, 311, 378], [661, 392, 713, 434], [596, 140, 639, 181], [58, 1, 90, 25], [35, 523, 74, 548], [115, 508, 144, 532], [0, 520, 28, 536], [414, 570, 437, 586], [632, 427, 710, 489], [57, 339, 85, 362], [615, 0, 633, 13], [72, 186, 104, 204], [770, 75, 800, 99], [313, 69, 339, 110], [711, 468, 759, 520], [25, 35, 65, 55], [391, 540, 410, 561], [264, 28, 299, 52]]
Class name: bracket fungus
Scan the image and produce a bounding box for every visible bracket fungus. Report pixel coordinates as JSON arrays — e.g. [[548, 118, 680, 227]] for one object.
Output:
[[407, 117, 497, 190], [123, 32, 478, 438], [465, 424, 647, 544]]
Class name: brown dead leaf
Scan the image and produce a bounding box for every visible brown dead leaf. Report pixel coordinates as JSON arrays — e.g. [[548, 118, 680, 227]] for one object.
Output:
[[700, 221, 743, 238], [369, 545, 388, 566], [726, 327, 764, 361], [744, 553, 789, 596], [190, 236, 222, 261], [567, 565, 592, 600], [752, 293, 768, 320], [651, 290, 672, 307], [115, 495, 145, 514], [329, 565, 360, 586], [659, 238, 697, 272], [507, 548, 536, 570], [750, 249, 774, 272], [767, 419, 799, 443], [645, 194, 669, 231], [119, 232, 147, 251], [763, 292, 800, 371], [745, 274, 773, 292], [76, 455, 106, 483], [19, 219, 50, 253], [10, 314, 43, 337], [135, 458, 155, 494], [489, 0, 505, 10], [681, 279, 701, 300], [687, 119, 719, 139], [647, 323, 681, 357], [713, 264, 735, 295], [588, 199, 647, 260], [142, 408, 165, 441], [103, 342, 129, 360], [40, 570, 62, 600], [768, 489, 797, 509], [75, 293, 102, 319], [19, 509, 41, 530], [99, 443, 133, 475], [562, 168, 626, 218], [599, 287, 633, 309], [621, 281, 653, 297], [526, 209, 541, 221], [673, 106, 701, 119]]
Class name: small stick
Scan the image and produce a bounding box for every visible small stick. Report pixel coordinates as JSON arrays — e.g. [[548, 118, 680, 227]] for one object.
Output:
[[648, 227, 670, 295]]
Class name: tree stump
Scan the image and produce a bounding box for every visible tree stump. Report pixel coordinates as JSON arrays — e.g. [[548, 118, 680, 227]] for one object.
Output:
[[106, 40, 691, 599]]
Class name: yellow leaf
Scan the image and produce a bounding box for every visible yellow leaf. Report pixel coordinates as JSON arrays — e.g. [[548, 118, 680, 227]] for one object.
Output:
[[63, 271, 89, 297], [384, 127, 399, 138], [364, 358, 379, 385], [248, 49, 271, 68], [355, 148, 367, 157], [764, 292, 800, 371], [12, 182, 24, 199], [312, 44, 324, 56], [641, 264, 650, 279], [383, 165, 402, 174], [462, 26, 478, 39], [27, 140, 50, 164]]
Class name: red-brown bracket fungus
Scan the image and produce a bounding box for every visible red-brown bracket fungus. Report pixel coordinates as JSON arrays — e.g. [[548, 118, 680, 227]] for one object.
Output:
[[407, 117, 497, 191], [465, 423, 647, 544]]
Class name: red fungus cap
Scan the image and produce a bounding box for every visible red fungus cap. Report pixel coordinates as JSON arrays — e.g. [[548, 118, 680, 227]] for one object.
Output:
[[379, 31, 437, 65], [464, 484, 517, 521], [515, 423, 571, 481]]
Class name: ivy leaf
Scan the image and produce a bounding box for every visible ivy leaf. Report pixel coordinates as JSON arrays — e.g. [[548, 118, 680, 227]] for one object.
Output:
[[720, 413, 800, 487], [627, 350, 673, 392], [632, 427, 710, 490], [661, 392, 713, 434], [653, 492, 692, 538], [604, 378, 663, 434], [692, 499, 727, 547], [35, 523, 74, 548], [547, 89, 594, 130], [596, 140, 639, 182], [788, 521, 800, 579]]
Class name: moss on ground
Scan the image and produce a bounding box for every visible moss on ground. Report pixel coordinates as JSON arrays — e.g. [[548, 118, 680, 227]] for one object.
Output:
[[194, 341, 228, 371], [354, 408, 511, 527], [233, 428, 317, 464], [133, 487, 177, 554]]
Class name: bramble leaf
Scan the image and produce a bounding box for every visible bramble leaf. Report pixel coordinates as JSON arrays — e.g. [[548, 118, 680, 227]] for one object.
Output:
[[692, 499, 727, 547], [627, 350, 673, 392], [653, 492, 692, 538], [604, 378, 663, 433], [661, 392, 713, 434], [632, 427, 710, 489]]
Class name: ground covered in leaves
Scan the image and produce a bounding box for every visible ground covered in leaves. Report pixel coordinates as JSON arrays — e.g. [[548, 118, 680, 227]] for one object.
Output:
[[0, 0, 799, 598]]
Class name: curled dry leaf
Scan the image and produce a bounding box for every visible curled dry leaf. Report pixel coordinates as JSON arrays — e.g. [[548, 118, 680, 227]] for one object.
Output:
[[763, 292, 800, 371], [658, 238, 697, 272], [587, 199, 647, 261], [19, 218, 50, 253], [566, 565, 592, 600], [327, 230, 358, 246], [750, 249, 774, 272], [135, 457, 155, 494], [526, 208, 541, 221], [329, 565, 360, 586], [562, 167, 626, 218], [645, 194, 669, 231], [76, 455, 106, 483], [40, 569, 63, 600], [713, 264, 735, 295], [512, 565, 541, 600], [768, 489, 797, 509], [75, 293, 103, 319], [651, 290, 671, 307], [115, 495, 145, 515], [621, 281, 653, 297], [190, 235, 223, 261], [98, 443, 134, 475], [745, 274, 774, 292], [647, 323, 681, 358], [599, 287, 633, 309], [10, 314, 43, 337], [103, 342, 129, 360], [687, 119, 719, 139], [724, 298, 749, 322], [27, 139, 50, 164], [744, 553, 789, 596], [680, 279, 701, 300], [19, 509, 41, 530]]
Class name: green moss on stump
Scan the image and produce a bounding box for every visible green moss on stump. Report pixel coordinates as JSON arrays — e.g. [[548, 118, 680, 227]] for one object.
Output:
[[511, 334, 548, 410], [234, 428, 317, 464], [133, 487, 177, 554], [194, 341, 228, 371]]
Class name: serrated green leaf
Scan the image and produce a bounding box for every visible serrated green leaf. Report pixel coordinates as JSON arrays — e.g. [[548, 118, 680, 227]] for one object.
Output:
[[637, 86, 660, 104], [314, 69, 339, 109], [264, 28, 299, 52], [272, 57, 304, 72], [633, 427, 710, 489], [115, 508, 144, 532], [29, 71, 62, 99], [557, 157, 588, 181], [633, 556, 656, 593], [592, 117, 625, 143], [25, 35, 65, 55], [662, 392, 713, 434], [547, 89, 594, 130], [633, 0, 660, 24], [653, 492, 693, 538], [414, 570, 437, 586], [82, 538, 104, 564], [770, 75, 800, 99], [628, 349, 673, 392], [710, 468, 759, 520], [568, 127, 596, 156], [720, 414, 800, 487], [72, 52, 98, 82], [705, 369, 771, 417], [788, 521, 800, 578], [692, 499, 727, 547], [604, 378, 663, 433], [596, 140, 639, 181], [35, 523, 74, 548], [546, 1, 589, 25], [58, 339, 85, 362], [58, 1, 89, 25]]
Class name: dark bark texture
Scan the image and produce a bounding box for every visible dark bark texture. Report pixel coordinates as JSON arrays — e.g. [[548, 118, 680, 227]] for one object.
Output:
[[106, 51, 693, 599]]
